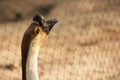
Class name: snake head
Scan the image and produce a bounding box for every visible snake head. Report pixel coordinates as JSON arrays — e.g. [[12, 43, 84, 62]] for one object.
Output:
[[33, 14, 57, 34]]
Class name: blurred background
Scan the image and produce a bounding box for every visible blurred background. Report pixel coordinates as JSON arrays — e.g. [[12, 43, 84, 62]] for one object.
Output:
[[0, 0, 120, 80]]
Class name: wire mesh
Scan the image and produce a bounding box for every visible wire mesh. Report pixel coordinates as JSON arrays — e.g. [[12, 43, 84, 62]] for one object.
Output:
[[0, 0, 120, 80]]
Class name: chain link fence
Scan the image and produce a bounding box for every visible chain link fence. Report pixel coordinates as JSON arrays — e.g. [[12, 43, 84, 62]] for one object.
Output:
[[0, 0, 120, 80]]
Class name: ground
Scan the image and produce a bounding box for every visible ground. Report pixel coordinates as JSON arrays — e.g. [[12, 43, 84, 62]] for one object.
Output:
[[0, 0, 120, 80]]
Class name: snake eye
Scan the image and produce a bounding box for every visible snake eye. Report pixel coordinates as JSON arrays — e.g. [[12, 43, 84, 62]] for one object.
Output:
[[44, 25, 49, 33], [45, 26, 48, 29]]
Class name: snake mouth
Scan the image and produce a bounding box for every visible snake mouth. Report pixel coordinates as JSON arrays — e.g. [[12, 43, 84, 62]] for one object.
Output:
[[45, 19, 57, 33]]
